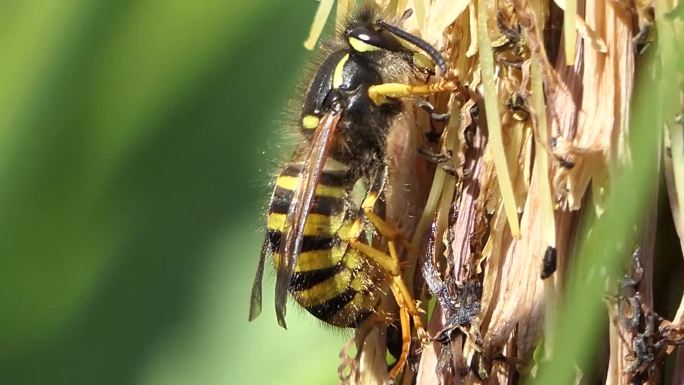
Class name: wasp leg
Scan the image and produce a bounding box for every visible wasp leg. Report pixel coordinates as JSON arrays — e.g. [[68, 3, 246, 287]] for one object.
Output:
[[346, 188, 420, 256], [416, 99, 450, 144], [349, 241, 400, 275], [388, 303, 411, 380], [416, 99, 451, 122], [351, 193, 425, 333], [368, 79, 458, 106], [343, 169, 427, 379], [346, 239, 422, 327], [349, 239, 426, 381]]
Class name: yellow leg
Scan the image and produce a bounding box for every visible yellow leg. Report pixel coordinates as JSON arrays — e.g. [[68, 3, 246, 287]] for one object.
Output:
[[362, 207, 420, 257], [354, 191, 427, 339], [388, 304, 411, 381], [348, 238, 427, 337], [368, 79, 458, 105], [348, 240, 400, 276], [362, 208, 399, 240], [343, 175, 428, 379], [348, 189, 419, 256], [387, 241, 427, 342], [349, 239, 425, 332], [346, 191, 382, 241]]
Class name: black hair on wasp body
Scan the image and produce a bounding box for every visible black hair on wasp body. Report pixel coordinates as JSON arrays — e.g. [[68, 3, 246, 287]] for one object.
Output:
[[249, 4, 453, 334]]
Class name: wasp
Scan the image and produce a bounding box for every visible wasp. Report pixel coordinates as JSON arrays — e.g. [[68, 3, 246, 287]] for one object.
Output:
[[249, 5, 456, 379]]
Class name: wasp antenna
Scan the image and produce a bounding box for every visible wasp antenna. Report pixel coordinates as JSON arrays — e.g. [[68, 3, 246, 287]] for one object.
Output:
[[376, 19, 447, 75]]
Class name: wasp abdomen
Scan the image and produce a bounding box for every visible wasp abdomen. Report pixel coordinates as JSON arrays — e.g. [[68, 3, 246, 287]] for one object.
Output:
[[265, 158, 380, 327]]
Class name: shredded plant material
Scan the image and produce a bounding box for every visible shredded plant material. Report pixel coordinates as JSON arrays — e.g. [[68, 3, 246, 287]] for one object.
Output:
[[301, 1, 684, 384]]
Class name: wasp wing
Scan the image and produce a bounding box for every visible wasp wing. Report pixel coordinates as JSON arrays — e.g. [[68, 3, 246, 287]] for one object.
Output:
[[248, 238, 270, 321], [275, 109, 343, 328]]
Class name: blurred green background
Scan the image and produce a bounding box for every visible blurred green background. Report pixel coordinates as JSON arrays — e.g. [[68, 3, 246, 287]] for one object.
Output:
[[3, 2, 681, 385], [0, 1, 344, 384]]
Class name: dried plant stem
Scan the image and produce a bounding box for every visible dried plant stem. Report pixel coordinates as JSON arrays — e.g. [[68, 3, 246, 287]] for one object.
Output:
[[477, 0, 521, 238], [304, 0, 334, 50], [562, 0, 578, 64], [299, 1, 684, 383]]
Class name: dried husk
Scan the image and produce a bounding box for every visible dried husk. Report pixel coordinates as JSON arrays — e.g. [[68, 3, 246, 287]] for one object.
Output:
[[305, 0, 684, 384]]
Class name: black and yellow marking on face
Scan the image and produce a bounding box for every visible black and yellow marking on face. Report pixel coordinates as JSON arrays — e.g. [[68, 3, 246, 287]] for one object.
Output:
[[348, 36, 380, 52]]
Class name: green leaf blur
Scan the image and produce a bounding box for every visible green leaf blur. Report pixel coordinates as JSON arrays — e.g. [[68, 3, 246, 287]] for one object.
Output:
[[0, 2, 343, 384]]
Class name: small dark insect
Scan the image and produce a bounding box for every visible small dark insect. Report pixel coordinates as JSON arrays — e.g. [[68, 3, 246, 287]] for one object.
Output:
[[627, 312, 661, 384], [550, 136, 576, 169], [633, 4, 655, 54], [463, 104, 479, 149], [421, 224, 481, 344], [620, 249, 644, 330], [421, 221, 484, 380], [430, 280, 482, 345], [615, 248, 683, 384], [492, 11, 524, 55], [506, 92, 530, 122], [540, 245, 557, 279], [491, 10, 527, 69]]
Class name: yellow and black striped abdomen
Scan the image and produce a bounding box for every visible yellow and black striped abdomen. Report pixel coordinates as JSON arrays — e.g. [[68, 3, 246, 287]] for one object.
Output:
[[264, 161, 381, 327]]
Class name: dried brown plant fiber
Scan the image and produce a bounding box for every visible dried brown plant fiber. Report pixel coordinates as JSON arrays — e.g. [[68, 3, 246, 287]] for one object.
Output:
[[303, 0, 684, 383]]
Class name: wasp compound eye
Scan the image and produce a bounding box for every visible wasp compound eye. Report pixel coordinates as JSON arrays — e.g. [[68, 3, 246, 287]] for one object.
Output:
[[345, 24, 406, 53]]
